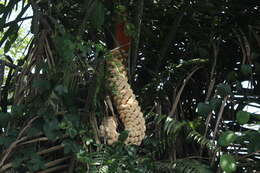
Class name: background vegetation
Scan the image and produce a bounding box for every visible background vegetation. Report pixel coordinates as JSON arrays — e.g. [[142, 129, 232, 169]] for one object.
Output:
[[0, 0, 260, 172]]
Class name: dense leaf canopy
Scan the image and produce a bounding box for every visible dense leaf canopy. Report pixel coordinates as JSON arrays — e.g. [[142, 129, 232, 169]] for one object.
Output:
[[0, 0, 260, 172]]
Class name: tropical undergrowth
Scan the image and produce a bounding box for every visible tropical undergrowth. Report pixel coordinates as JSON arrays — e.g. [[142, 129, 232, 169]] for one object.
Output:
[[0, 0, 260, 173]]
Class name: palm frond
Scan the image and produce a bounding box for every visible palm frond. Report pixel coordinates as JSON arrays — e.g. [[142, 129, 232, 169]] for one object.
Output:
[[164, 117, 187, 136], [155, 159, 214, 173], [187, 130, 219, 153]]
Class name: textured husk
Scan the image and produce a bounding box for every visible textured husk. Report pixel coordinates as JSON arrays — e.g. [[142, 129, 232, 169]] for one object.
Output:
[[100, 49, 146, 145]]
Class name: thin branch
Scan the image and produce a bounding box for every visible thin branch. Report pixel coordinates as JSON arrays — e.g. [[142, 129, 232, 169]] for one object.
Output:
[[239, 149, 260, 159], [169, 66, 201, 117], [3, 16, 33, 28], [44, 157, 71, 169], [205, 38, 219, 102], [0, 143, 64, 172], [213, 96, 228, 139], [0, 116, 39, 167], [0, 163, 12, 172], [18, 137, 48, 146], [185, 156, 211, 160], [0, 59, 22, 70], [0, 136, 29, 168], [37, 145, 64, 155], [18, 115, 39, 139], [203, 38, 219, 145]]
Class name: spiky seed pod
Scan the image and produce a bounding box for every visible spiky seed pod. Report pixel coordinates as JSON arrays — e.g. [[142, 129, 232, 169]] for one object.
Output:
[[100, 49, 146, 145]]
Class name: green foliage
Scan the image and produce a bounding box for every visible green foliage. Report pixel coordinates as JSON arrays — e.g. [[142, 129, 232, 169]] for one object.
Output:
[[216, 83, 232, 98], [12, 147, 45, 172], [237, 131, 260, 153], [197, 102, 212, 117], [220, 154, 236, 173], [236, 111, 250, 125], [43, 118, 60, 141], [163, 117, 187, 136], [54, 34, 76, 62], [218, 131, 237, 147], [0, 0, 260, 172], [156, 159, 214, 173], [0, 27, 31, 60], [175, 159, 214, 173], [77, 143, 152, 173], [188, 130, 218, 153]]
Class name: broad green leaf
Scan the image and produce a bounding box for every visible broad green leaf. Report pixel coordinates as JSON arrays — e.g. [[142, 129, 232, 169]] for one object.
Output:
[[236, 111, 250, 124], [220, 154, 236, 173], [216, 83, 232, 97], [241, 64, 252, 76], [218, 131, 237, 147], [197, 102, 212, 116]]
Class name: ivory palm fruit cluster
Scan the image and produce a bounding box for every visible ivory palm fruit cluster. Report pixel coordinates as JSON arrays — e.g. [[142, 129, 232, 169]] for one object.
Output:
[[100, 49, 146, 145]]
